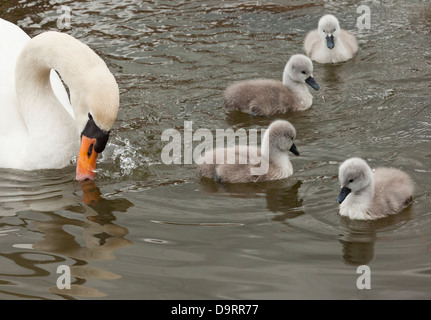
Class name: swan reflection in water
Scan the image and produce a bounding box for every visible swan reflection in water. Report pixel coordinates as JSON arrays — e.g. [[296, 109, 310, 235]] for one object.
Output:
[[0, 170, 133, 298], [199, 178, 304, 221], [337, 208, 413, 266]]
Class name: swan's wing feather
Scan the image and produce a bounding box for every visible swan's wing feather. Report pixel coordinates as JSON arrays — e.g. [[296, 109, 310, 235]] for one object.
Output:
[[0, 18, 30, 164]]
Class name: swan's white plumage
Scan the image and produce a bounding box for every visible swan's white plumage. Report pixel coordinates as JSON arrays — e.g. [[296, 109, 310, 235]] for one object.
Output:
[[0, 19, 73, 120], [0, 18, 119, 172], [0, 19, 76, 169]]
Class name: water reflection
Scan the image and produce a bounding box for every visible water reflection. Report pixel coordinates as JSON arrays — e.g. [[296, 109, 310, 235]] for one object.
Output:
[[224, 111, 272, 128], [0, 171, 133, 298], [224, 108, 310, 128], [200, 178, 304, 221], [267, 180, 304, 221], [0, 168, 78, 215], [320, 63, 344, 85], [32, 181, 133, 261], [337, 208, 413, 266]]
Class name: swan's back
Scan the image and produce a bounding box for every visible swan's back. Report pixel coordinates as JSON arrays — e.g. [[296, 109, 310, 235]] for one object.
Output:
[[371, 167, 414, 215], [0, 19, 33, 164]]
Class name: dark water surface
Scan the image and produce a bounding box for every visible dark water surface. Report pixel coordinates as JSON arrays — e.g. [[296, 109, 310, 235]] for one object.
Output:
[[0, 0, 430, 299]]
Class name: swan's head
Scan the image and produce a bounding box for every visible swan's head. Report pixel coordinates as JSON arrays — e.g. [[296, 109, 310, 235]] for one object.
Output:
[[76, 68, 119, 181], [338, 157, 374, 204], [284, 54, 319, 91], [318, 14, 340, 50], [266, 120, 299, 156]]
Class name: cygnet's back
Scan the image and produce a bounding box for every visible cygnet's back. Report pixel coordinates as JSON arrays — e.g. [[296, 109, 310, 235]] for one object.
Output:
[[198, 144, 265, 183], [371, 167, 414, 217], [223, 54, 319, 116], [224, 79, 295, 116]]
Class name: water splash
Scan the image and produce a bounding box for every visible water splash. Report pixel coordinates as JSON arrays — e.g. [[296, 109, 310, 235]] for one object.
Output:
[[101, 137, 151, 177]]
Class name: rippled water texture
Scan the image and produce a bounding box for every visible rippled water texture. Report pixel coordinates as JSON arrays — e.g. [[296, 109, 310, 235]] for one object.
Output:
[[0, 0, 430, 299]]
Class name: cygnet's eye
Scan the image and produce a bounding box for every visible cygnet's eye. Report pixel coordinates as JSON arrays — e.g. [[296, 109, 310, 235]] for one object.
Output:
[[323, 29, 326, 33], [284, 133, 293, 140], [333, 28, 336, 32], [348, 179, 354, 183], [301, 71, 306, 74]]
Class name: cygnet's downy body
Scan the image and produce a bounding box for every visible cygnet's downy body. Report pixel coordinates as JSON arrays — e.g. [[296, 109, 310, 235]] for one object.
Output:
[[197, 120, 299, 183], [304, 14, 358, 64], [223, 54, 319, 116], [337, 158, 414, 220]]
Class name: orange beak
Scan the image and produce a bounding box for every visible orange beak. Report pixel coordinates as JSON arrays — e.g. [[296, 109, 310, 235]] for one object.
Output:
[[76, 135, 98, 181]]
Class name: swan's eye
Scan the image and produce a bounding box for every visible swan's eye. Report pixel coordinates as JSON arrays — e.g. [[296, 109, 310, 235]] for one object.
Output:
[[301, 71, 306, 74], [333, 28, 336, 32], [323, 29, 326, 33], [348, 179, 354, 183]]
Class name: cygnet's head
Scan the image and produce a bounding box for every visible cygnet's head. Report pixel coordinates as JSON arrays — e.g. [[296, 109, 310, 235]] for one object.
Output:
[[283, 54, 319, 91], [338, 157, 374, 203], [266, 120, 299, 156], [318, 14, 340, 49]]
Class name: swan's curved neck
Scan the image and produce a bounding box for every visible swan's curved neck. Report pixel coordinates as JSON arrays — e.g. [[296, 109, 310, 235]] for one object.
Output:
[[15, 31, 117, 133]]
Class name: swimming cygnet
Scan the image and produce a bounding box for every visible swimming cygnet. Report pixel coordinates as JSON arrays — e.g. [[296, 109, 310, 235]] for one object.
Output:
[[197, 120, 299, 183], [337, 158, 414, 220], [223, 54, 319, 116], [304, 14, 358, 64]]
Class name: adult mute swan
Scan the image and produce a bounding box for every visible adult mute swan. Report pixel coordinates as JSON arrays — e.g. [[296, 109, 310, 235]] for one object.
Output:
[[197, 120, 300, 183], [223, 54, 319, 116], [0, 19, 119, 181], [337, 158, 414, 220]]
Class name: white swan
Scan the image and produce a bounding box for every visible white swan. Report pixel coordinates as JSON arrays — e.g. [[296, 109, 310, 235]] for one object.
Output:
[[223, 54, 319, 116], [304, 14, 358, 64], [337, 158, 414, 220], [197, 120, 299, 183], [0, 19, 119, 181]]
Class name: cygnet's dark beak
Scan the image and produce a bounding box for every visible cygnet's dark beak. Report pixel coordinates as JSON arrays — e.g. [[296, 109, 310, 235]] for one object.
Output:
[[305, 76, 319, 91], [326, 35, 335, 49], [337, 186, 351, 204], [289, 143, 300, 156]]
